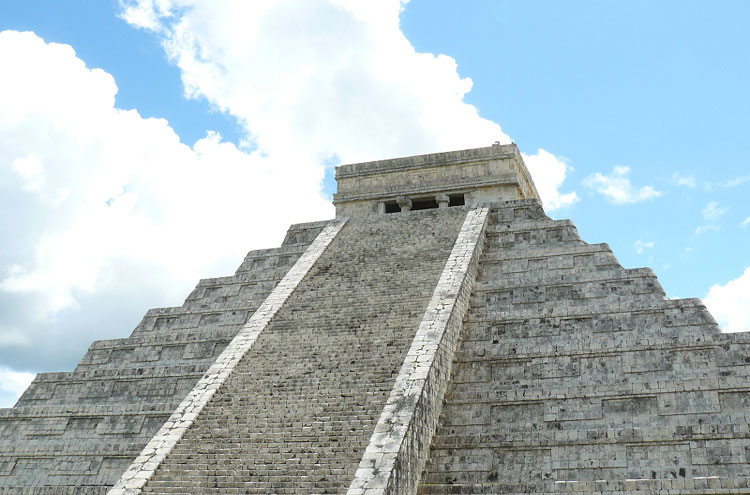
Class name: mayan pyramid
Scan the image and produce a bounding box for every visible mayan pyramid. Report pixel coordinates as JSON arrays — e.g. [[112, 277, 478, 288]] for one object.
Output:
[[2, 143, 750, 495]]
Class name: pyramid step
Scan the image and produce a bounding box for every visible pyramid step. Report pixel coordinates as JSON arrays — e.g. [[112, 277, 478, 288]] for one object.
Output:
[[466, 295, 707, 322], [475, 265, 660, 289], [456, 325, 724, 363], [418, 478, 750, 494], [420, 205, 750, 489], [16, 362, 209, 406], [140, 209, 468, 494]]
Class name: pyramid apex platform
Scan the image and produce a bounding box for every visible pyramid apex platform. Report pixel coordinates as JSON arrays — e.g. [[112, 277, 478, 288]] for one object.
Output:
[[333, 142, 541, 217]]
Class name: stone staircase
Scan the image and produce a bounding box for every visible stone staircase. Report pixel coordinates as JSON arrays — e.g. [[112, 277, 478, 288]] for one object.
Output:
[[140, 208, 467, 494], [418, 200, 750, 494], [0, 221, 328, 493], [4, 197, 749, 495]]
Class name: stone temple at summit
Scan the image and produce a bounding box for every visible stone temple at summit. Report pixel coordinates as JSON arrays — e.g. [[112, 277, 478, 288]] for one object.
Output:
[[4, 143, 750, 495]]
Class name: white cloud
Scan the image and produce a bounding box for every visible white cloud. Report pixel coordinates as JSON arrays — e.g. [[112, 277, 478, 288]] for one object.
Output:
[[725, 175, 750, 188], [634, 240, 654, 254], [120, 0, 165, 31], [0, 367, 35, 396], [701, 201, 729, 221], [1, 2, 581, 402], [0, 30, 336, 398], [694, 201, 729, 235], [12, 153, 46, 192], [521, 149, 578, 211], [118, 0, 577, 211], [119, 0, 510, 163], [704, 175, 750, 191], [672, 172, 696, 188], [0, 30, 333, 317], [741, 216, 750, 227], [694, 224, 721, 236], [0, 367, 35, 408], [583, 166, 662, 204], [704, 267, 750, 333]]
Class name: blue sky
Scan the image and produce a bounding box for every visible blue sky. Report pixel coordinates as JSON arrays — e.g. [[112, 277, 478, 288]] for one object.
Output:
[[0, 0, 748, 407]]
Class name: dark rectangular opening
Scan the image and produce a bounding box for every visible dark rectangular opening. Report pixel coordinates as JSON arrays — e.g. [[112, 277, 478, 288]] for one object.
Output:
[[449, 194, 466, 206], [411, 198, 439, 210], [384, 201, 400, 213]]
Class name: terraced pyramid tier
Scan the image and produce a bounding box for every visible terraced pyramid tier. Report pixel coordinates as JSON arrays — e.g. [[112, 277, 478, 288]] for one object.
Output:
[[0, 220, 328, 493], [140, 208, 467, 494], [4, 196, 749, 495], [418, 201, 750, 495]]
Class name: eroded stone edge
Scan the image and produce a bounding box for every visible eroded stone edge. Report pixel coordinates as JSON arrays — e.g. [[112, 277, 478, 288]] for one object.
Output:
[[346, 206, 490, 495], [107, 218, 348, 495]]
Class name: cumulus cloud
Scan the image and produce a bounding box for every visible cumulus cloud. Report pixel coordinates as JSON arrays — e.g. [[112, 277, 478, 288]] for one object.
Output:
[[583, 166, 662, 204], [522, 149, 578, 211], [119, 0, 510, 162], [0, 30, 332, 402], [120, 0, 163, 31], [0, 367, 35, 407], [0, 1, 580, 405], [119, 0, 577, 210], [704, 267, 750, 333], [634, 240, 654, 254], [672, 172, 696, 188]]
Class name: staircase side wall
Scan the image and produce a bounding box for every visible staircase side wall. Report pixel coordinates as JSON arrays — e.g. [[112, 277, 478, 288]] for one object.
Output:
[[0, 221, 331, 494], [138, 208, 468, 495], [348, 207, 489, 495]]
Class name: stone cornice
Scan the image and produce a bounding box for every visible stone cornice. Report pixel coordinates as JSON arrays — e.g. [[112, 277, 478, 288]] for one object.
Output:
[[335, 142, 519, 179]]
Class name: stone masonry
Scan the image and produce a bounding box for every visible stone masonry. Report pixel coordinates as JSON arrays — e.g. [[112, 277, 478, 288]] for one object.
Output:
[[135, 208, 467, 494], [334, 143, 538, 217], [0, 220, 329, 493], [110, 219, 348, 494], [418, 200, 750, 494], [2, 143, 749, 495], [348, 207, 489, 495]]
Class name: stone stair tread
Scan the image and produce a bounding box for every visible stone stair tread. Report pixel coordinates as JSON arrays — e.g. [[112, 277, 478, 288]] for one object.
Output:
[[140, 209, 467, 494]]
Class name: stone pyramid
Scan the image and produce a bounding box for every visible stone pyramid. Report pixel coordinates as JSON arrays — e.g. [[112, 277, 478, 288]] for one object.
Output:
[[2, 143, 750, 495]]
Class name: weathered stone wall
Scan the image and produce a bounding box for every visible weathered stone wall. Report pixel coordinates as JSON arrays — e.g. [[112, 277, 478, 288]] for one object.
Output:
[[111, 219, 347, 494], [418, 200, 750, 494], [0, 220, 328, 493], [136, 209, 467, 494], [5, 182, 749, 495], [334, 143, 540, 217]]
